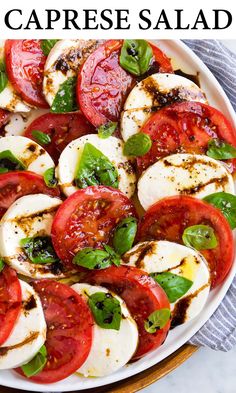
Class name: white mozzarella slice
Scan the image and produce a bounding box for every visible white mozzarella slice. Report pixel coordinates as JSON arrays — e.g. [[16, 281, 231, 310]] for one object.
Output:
[[43, 39, 100, 106], [0, 280, 46, 369], [0, 136, 54, 175], [123, 240, 210, 325], [0, 40, 31, 113], [121, 73, 208, 141], [57, 134, 136, 198], [3, 109, 49, 137], [0, 194, 63, 278], [138, 153, 235, 210], [72, 283, 138, 377]]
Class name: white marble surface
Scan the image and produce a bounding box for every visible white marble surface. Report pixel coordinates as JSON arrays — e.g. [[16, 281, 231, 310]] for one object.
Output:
[[140, 39, 236, 393]]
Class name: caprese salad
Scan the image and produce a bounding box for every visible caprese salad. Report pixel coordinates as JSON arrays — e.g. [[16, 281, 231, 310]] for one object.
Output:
[[0, 39, 235, 385]]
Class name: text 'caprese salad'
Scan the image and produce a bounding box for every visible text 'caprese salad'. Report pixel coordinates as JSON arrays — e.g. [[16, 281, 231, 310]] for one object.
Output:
[[0, 38, 235, 384]]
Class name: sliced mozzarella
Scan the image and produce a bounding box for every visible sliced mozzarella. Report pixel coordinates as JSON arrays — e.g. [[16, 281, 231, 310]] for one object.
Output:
[[138, 153, 235, 210], [2, 109, 49, 137], [0, 136, 54, 175], [121, 73, 208, 141], [43, 39, 100, 106], [72, 283, 138, 377], [0, 280, 46, 369], [123, 240, 210, 325], [0, 40, 31, 113], [0, 194, 63, 278], [57, 134, 136, 198]]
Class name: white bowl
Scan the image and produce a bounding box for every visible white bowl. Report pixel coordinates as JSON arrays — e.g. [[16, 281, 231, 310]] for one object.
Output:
[[0, 39, 235, 392]]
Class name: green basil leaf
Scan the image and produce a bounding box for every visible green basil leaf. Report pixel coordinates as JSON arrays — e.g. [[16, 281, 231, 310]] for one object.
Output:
[[120, 40, 153, 76], [0, 60, 6, 72], [21, 345, 47, 377], [88, 292, 121, 330], [41, 40, 59, 56], [0, 150, 26, 172], [97, 122, 118, 139], [151, 272, 193, 303], [182, 225, 218, 250], [31, 130, 51, 145], [113, 217, 137, 255], [20, 236, 59, 264], [144, 308, 171, 334], [75, 143, 119, 189], [73, 246, 120, 270], [0, 168, 8, 174], [43, 167, 58, 188], [123, 133, 152, 157], [103, 245, 121, 267], [0, 258, 5, 273], [0, 70, 8, 94], [203, 192, 236, 229], [51, 77, 77, 113], [207, 139, 236, 159]]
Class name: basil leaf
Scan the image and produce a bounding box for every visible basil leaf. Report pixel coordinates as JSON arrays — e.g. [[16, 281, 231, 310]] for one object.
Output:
[[0, 150, 26, 172], [182, 225, 218, 250], [43, 167, 58, 188], [120, 40, 153, 76], [203, 192, 236, 229], [123, 133, 152, 157], [51, 77, 77, 113], [103, 245, 121, 267], [88, 292, 121, 330], [21, 345, 47, 377], [113, 217, 137, 255], [73, 246, 120, 270], [41, 40, 59, 56], [207, 139, 236, 159], [31, 130, 51, 145], [144, 308, 170, 334], [0, 258, 5, 273], [151, 272, 193, 303], [0, 60, 6, 72], [20, 236, 59, 264], [0, 62, 8, 93], [75, 143, 118, 189], [97, 122, 117, 139]]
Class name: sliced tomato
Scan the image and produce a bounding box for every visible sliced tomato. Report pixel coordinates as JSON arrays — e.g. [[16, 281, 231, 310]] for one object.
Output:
[[148, 42, 173, 74], [51, 186, 137, 268], [77, 40, 135, 127], [138, 196, 234, 288], [24, 112, 95, 163], [84, 265, 170, 359], [0, 109, 10, 128], [0, 171, 60, 219], [17, 280, 93, 383], [5, 40, 48, 108], [137, 102, 236, 172], [0, 266, 22, 346]]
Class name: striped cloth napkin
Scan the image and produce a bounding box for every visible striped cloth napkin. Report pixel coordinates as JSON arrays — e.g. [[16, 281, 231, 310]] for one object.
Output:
[[184, 40, 236, 351]]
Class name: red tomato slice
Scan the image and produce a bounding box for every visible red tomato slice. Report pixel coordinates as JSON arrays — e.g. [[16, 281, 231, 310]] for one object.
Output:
[[138, 102, 236, 172], [138, 196, 234, 288], [51, 186, 137, 268], [77, 40, 135, 127], [148, 42, 173, 74], [0, 266, 22, 346], [0, 109, 10, 128], [17, 280, 93, 383], [0, 171, 60, 219], [5, 40, 48, 108], [24, 112, 95, 163], [84, 265, 170, 359]]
